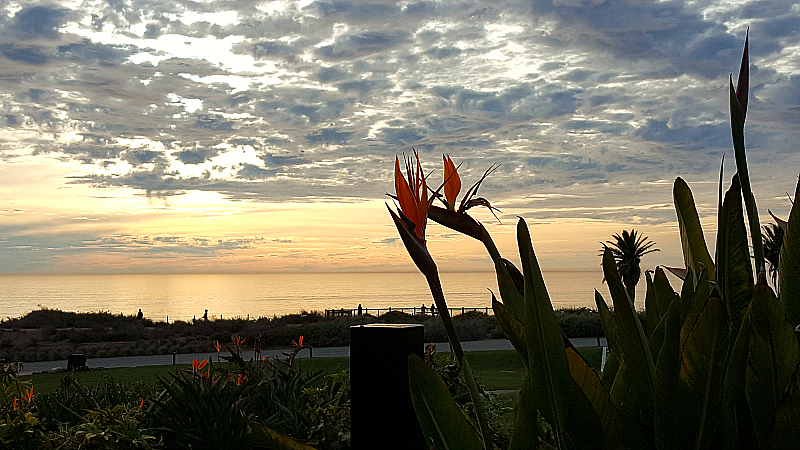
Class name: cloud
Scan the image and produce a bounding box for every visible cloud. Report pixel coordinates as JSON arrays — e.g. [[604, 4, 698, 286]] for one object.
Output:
[[175, 148, 221, 164], [12, 5, 69, 39], [306, 128, 354, 144]]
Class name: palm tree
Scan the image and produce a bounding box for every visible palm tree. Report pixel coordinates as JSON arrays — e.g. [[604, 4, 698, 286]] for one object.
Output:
[[601, 229, 659, 301], [762, 223, 784, 289]]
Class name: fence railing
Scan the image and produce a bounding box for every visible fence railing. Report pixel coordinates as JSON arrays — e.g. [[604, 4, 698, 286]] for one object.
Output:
[[324, 306, 492, 318]]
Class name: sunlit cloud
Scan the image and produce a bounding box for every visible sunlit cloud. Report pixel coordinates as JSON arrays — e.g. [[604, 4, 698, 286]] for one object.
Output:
[[0, 0, 797, 273]]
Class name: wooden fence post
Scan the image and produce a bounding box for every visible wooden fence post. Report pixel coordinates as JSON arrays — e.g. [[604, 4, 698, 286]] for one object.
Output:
[[350, 323, 426, 449]]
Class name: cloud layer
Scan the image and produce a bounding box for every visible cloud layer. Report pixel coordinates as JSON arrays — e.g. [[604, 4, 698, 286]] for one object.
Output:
[[0, 0, 799, 272]]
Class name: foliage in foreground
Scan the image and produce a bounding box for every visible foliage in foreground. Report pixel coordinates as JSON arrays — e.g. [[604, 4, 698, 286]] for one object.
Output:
[[396, 32, 800, 449], [0, 337, 354, 450]]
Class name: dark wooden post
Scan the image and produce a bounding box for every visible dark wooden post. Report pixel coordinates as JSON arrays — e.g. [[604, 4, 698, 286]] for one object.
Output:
[[350, 324, 426, 450]]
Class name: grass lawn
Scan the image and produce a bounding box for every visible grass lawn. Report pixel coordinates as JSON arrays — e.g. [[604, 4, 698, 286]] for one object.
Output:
[[25, 347, 603, 394]]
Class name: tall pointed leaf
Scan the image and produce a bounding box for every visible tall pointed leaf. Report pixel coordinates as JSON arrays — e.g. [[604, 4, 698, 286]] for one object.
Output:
[[716, 174, 754, 332], [722, 310, 756, 450], [496, 257, 526, 323], [746, 283, 800, 444], [676, 294, 729, 449], [509, 374, 544, 450], [654, 298, 681, 450], [779, 179, 800, 327], [645, 271, 662, 339], [674, 177, 716, 282], [493, 295, 528, 365], [595, 291, 625, 390], [729, 31, 763, 275], [603, 249, 655, 386], [408, 354, 484, 450], [518, 218, 572, 446], [565, 339, 647, 449], [602, 248, 655, 442], [652, 268, 678, 325], [768, 363, 800, 449], [680, 269, 714, 353]]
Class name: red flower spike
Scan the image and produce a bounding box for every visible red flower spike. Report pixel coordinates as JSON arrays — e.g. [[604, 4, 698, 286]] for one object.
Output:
[[443, 154, 461, 210], [394, 151, 429, 241], [139, 399, 144, 409], [13, 397, 17, 409], [214, 340, 220, 352]]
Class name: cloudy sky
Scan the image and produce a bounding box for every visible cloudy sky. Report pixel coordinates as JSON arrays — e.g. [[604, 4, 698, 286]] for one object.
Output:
[[0, 0, 798, 275]]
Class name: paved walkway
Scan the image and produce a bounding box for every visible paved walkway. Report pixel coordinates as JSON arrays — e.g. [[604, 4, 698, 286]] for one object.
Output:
[[19, 337, 607, 375]]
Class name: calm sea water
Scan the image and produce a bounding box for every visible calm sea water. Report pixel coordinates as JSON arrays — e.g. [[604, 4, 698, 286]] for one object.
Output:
[[0, 271, 627, 322]]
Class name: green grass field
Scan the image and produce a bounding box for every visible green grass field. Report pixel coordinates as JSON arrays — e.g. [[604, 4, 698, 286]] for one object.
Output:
[[25, 347, 602, 394]]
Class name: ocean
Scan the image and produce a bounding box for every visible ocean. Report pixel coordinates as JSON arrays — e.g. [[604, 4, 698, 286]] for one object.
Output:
[[0, 271, 627, 322]]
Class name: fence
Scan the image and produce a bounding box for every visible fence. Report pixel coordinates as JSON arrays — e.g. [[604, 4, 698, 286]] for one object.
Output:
[[324, 306, 492, 318]]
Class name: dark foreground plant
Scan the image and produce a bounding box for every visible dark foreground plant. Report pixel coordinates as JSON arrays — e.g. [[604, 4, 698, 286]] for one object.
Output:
[[402, 31, 800, 450]]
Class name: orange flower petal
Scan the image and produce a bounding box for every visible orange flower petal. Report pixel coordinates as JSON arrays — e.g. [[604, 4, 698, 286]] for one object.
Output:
[[443, 155, 461, 210], [395, 156, 420, 232]]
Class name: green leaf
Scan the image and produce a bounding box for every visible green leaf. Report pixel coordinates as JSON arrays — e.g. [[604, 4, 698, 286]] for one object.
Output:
[[518, 217, 572, 446], [676, 293, 729, 449], [746, 283, 800, 444], [779, 179, 800, 327], [647, 268, 678, 362], [249, 422, 319, 450], [602, 248, 655, 441], [496, 257, 526, 323], [768, 363, 800, 449], [645, 271, 662, 339], [654, 298, 681, 450], [408, 354, 484, 450], [674, 177, 716, 282], [680, 269, 714, 353], [729, 75, 764, 275], [493, 295, 528, 365], [602, 249, 655, 393], [596, 291, 628, 404], [565, 340, 647, 449], [509, 373, 544, 450], [716, 174, 754, 332], [722, 310, 757, 450]]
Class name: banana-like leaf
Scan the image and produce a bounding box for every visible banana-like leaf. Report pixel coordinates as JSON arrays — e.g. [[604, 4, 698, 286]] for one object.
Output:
[[716, 174, 754, 332], [645, 271, 661, 338], [654, 298, 681, 450], [249, 421, 319, 450], [677, 293, 729, 449], [779, 179, 800, 327], [602, 249, 655, 393], [565, 340, 647, 449], [493, 295, 528, 365], [722, 310, 757, 450], [408, 354, 484, 450], [680, 269, 714, 353], [602, 248, 655, 441], [509, 373, 544, 450], [674, 177, 716, 282], [559, 336, 603, 450], [768, 363, 800, 449], [518, 218, 572, 446], [647, 306, 667, 365], [596, 291, 629, 406], [496, 257, 526, 324], [746, 283, 800, 444], [647, 268, 678, 362], [729, 43, 764, 275]]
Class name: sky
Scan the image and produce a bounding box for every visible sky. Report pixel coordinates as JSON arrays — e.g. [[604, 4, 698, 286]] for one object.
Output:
[[0, 0, 798, 275]]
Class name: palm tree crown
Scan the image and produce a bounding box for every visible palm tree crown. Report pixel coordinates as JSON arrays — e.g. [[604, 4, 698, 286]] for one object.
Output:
[[762, 223, 784, 288], [601, 229, 659, 300]]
